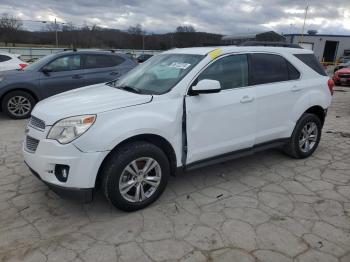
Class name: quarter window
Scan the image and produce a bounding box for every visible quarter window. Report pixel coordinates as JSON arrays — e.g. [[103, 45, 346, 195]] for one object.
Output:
[[44, 55, 81, 72], [198, 54, 249, 90], [250, 53, 290, 85]]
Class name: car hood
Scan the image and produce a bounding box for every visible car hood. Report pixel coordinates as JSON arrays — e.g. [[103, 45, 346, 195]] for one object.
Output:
[[0, 69, 36, 81], [31, 84, 153, 125]]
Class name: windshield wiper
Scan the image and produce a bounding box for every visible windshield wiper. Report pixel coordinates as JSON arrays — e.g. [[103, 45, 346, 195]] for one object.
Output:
[[116, 85, 142, 94]]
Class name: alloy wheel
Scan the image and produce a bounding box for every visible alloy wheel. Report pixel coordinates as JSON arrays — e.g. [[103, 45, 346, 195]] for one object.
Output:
[[298, 122, 318, 153], [118, 157, 162, 203], [7, 96, 32, 117]]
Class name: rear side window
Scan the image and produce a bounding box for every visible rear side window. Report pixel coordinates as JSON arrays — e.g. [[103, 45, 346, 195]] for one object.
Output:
[[250, 53, 289, 85], [294, 54, 327, 76], [83, 55, 125, 69], [287, 62, 301, 80], [0, 55, 11, 62]]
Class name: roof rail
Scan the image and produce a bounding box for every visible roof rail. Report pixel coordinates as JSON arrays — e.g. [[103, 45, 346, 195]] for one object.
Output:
[[63, 48, 77, 52], [240, 41, 302, 49]]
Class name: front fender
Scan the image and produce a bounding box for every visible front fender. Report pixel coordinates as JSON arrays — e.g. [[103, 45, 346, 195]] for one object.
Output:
[[73, 97, 183, 165]]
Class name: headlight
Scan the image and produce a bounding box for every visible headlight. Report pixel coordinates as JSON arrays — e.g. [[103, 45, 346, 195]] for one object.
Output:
[[47, 115, 96, 144]]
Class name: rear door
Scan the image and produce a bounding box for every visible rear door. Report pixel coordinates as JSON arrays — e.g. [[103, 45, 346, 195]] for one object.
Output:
[[250, 53, 302, 144], [39, 54, 85, 98], [82, 54, 128, 86]]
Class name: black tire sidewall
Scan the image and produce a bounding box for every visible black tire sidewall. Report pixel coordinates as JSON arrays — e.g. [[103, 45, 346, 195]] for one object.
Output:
[[103, 142, 170, 211], [2, 91, 35, 119], [291, 113, 322, 158]]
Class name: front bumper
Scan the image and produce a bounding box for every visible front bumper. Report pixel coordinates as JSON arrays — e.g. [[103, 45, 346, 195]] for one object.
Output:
[[25, 162, 93, 202], [22, 124, 110, 201]]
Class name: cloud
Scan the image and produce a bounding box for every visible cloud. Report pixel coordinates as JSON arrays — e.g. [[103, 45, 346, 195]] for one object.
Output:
[[0, 0, 349, 35]]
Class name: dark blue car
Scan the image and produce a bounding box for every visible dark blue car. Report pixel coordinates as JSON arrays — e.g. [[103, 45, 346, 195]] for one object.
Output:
[[0, 50, 138, 119]]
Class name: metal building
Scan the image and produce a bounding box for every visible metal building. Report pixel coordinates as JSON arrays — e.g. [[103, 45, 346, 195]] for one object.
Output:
[[284, 34, 350, 63]]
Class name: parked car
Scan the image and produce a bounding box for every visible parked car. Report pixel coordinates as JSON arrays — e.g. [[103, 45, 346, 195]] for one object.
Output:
[[334, 61, 350, 73], [0, 52, 28, 71], [333, 67, 350, 85], [137, 54, 153, 63], [23, 46, 333, 211], [0, 50, 137, 119]]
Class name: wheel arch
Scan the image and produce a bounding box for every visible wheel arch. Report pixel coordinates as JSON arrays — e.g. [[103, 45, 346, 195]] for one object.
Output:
[[304, 105, 326, 126], [0, 88, 39, 111], [95, 133, 178, 188]]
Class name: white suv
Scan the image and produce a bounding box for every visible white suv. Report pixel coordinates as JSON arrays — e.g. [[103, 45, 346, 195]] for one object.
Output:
[[23, 46, 333, 211]]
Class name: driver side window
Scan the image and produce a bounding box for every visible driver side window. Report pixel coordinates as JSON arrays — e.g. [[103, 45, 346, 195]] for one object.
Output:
[[45, 55, 81, 72], [198, 54, 249, 90]]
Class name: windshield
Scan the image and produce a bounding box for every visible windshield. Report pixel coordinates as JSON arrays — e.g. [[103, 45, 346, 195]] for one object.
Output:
[[107, 54, 203, 94], [23, 53, 58, 71]]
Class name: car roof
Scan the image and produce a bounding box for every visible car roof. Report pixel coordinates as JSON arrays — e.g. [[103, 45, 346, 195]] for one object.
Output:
[[163, 46, 313, 56]]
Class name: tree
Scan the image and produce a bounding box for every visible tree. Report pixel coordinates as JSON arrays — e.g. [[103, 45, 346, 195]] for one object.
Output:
[[0, 13, 23, 46], [128, 24, 143, 35], [176, 25, 195, 33]]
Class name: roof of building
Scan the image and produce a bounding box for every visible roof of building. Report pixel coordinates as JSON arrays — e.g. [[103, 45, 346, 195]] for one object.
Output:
[[284, 33, 350, 38], [222, 31, 285, 41], [164, 46, 313, 56]]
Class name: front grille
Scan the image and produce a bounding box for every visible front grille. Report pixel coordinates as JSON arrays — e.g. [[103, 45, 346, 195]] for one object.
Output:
[[338, 74, 350, 78], [29, 116, 45, 130], [25, 136, 39, 153]]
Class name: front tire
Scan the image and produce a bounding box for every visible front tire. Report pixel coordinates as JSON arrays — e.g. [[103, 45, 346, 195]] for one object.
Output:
[[284, 113, 322, 159], [2, 90, 35, 119], [101, 141, 169, 211]]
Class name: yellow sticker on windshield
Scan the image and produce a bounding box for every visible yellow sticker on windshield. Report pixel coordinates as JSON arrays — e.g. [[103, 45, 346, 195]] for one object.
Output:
[[208, 48, 223, 60]]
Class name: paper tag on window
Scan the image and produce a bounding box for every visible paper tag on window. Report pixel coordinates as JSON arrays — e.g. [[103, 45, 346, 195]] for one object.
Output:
[[168, 62, 191, 69]]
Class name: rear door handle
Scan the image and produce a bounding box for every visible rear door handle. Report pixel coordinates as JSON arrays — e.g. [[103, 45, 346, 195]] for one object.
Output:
[[240, 95, 254, 103], [72, 74, 83, 79], [291, 85, 302, 92]]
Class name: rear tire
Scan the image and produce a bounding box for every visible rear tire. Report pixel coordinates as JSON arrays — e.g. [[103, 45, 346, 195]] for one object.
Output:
[[284, 113, 322, 159], [2, 90, 35, 119], [101, 141, 169, 211]]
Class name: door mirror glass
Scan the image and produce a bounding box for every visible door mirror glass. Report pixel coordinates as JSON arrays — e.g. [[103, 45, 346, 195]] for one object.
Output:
[[191, 79, 221, 95]]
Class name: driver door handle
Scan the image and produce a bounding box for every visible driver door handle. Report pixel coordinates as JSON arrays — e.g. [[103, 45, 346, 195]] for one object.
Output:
[[291, 85, 302, 92], [72, 74, 83, 79], [240, 95, 254, 103]]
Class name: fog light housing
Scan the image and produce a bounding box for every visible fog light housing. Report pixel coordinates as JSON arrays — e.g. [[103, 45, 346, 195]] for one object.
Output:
[[55, 164, 70, 182]]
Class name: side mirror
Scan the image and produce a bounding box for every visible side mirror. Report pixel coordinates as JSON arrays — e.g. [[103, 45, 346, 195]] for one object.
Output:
[[190, 79, 221, 95], [41, 67, 53, 75]]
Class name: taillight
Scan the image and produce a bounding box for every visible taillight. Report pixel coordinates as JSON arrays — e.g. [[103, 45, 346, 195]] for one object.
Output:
[[19, 63, 27, 69], [327, 79, 335, 95]]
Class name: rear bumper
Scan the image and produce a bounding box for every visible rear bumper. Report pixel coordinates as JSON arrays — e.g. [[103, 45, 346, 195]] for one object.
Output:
[[25, 161, 93, 203]]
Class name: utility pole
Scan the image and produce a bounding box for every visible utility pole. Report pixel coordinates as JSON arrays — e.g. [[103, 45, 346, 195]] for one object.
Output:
[[300, 4, 309, 44], [55, 18, 58, 48], [142, 34, 145, 52]]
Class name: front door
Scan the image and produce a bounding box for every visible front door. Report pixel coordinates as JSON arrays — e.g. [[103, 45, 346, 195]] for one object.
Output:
[[39, 54, 85, 98], [186, 54, 256, 164]]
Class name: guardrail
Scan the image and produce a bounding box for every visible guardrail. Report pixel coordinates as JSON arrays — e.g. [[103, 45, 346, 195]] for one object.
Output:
[[0, 47, 162, 61]]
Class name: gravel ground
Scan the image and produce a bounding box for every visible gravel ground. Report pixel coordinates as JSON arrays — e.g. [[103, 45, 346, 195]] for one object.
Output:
[[0, 86, 349, 262]]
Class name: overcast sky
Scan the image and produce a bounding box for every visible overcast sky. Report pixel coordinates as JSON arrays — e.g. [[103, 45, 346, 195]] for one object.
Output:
[[0, 0, 349, 35]]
